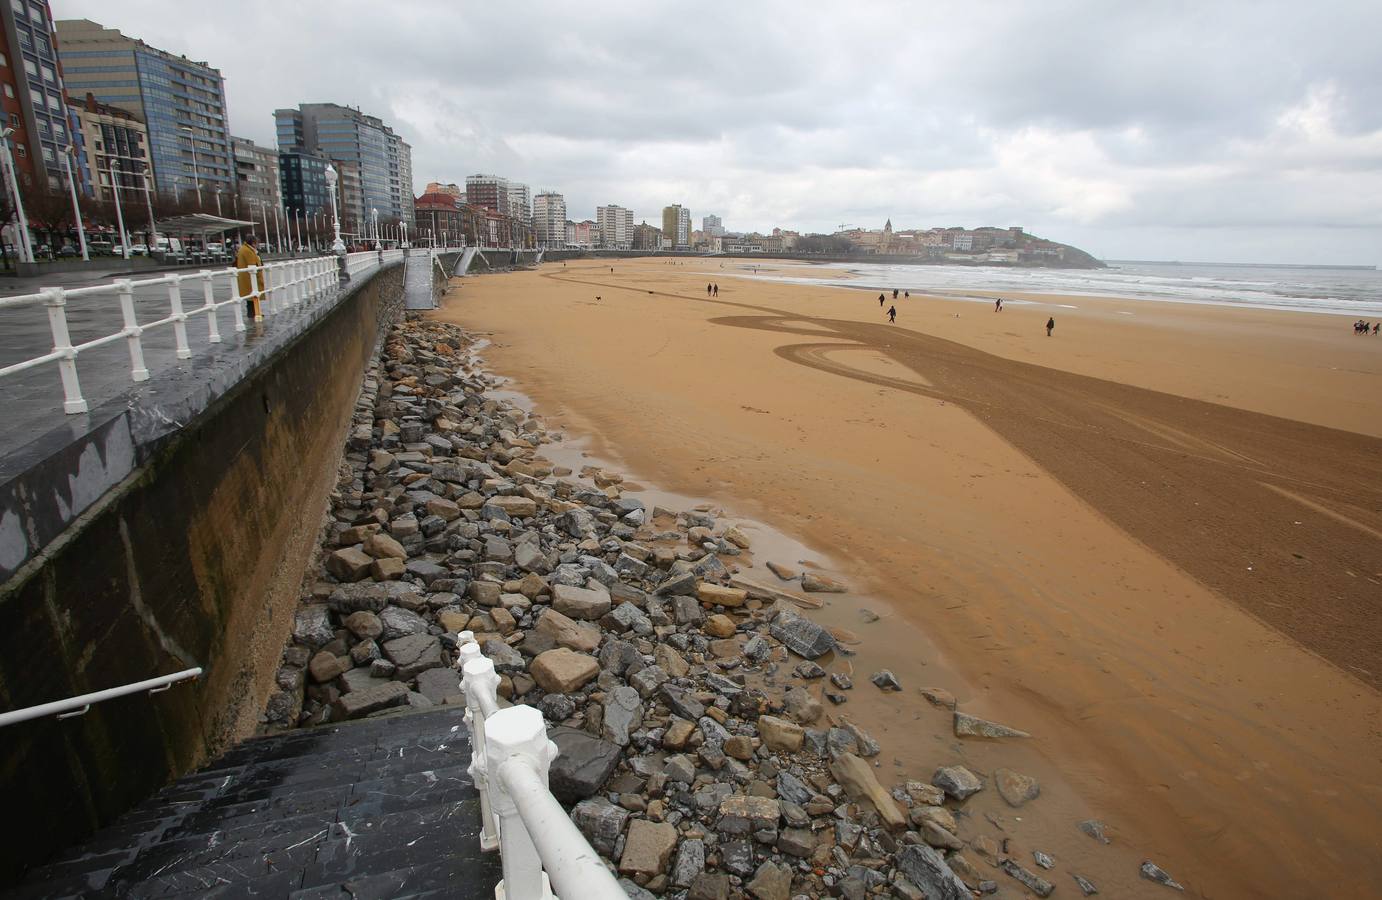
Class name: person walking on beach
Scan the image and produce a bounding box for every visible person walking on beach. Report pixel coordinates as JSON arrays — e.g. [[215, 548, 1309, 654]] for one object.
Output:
[[879, 293, 885, 307], [1046, 316, 1055, 337], [904, 290, 909, 299], [887, 305, 897, 323], [995, 297, 1004, 312], [707, 283, 713, 296], [713, 284, 719, 296], [1375, 322, 1380, 335], [892, 288, 899, 300], [235, 233, 266, 321]]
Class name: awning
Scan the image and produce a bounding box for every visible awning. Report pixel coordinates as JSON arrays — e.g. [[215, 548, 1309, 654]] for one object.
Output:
[[153, 213, 257, 237]]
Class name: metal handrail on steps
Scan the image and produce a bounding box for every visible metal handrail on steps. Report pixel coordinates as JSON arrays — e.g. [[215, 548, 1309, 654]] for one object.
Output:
[[0, 667, 203, 728], [456, 633, 624, 900]]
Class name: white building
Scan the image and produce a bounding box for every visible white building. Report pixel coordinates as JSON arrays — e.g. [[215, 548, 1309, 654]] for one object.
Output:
[[702, 214, 724, 238], [596, 204, 634, 249], [533, 191, 567, 247]]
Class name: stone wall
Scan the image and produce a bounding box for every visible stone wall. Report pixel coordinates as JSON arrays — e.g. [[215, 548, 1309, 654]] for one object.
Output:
[[0, 263, 404, 884]]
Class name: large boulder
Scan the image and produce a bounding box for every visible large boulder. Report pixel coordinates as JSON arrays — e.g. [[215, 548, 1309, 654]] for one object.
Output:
[[382, 634, 444, 680], [551, 583, 611, 621], [896, 844, 972, 900], [619, 820, 678, 877], [533, 608, 602, 653], [530, 648, 599, 693], [292, 604, 335, 647], [571, 797, 629, 856], [770, 610, 836, 659], [549, 726, 622, 803], [332, 681, 408, 720]]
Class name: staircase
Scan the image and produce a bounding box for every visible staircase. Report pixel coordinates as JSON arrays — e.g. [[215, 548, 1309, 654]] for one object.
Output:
[[6, 708, 500, 899]]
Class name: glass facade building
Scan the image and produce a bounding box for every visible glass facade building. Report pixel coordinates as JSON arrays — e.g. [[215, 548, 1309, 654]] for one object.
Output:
[[278, 149, 329, 218], [55, 18, 233, 204], [274, 103, 412, 227]]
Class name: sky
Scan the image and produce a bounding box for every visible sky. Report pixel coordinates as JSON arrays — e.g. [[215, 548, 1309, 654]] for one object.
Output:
[[55, 0, 1382, 265]]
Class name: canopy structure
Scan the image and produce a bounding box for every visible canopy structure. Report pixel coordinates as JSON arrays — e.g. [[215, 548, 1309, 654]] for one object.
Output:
[[152, 213, 256, 238]]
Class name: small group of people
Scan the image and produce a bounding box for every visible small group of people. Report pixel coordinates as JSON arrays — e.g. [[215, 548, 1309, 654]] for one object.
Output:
[[1353, 319, 1380, 335], [705, 283, 720, 296]]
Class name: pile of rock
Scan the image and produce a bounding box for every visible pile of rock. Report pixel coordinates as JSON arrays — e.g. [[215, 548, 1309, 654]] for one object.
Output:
[[262, 319, 1177, 898]]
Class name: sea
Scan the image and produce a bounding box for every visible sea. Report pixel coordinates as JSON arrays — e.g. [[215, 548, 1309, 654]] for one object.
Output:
[[728, 259, 1382, 317]]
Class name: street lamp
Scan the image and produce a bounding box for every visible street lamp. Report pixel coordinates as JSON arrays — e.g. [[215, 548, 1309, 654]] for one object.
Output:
[[178, 125, 202, 207], [109, 158, 130, 259], [0, 127, 34, 263], [59, 144, 88, 261], [325, 164, 345, 254], [371, 207, 379, 248]]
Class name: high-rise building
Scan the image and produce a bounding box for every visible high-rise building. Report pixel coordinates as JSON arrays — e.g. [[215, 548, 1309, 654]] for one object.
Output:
[[702, 214, 724, 238], [2, 3, 93, 198], [507, 181, 531, 225], [465, 174, 508, 214], [72, 93, 145, 204], [663, 204, 691, 249], [232, 136, 279, 213], [396, 137, 412, 222], [533, 191, 565, 247], [274, 102, 411, 226], [596, 204, 633, 249], [56, 18, 232, 203], [278, 150, 329, 217]]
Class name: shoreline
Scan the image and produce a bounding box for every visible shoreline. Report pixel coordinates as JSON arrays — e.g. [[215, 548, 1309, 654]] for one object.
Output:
[[438, 258, 1382, 897]]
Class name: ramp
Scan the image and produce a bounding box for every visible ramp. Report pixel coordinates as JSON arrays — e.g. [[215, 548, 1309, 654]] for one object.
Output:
[[402, 251, 437, 310]]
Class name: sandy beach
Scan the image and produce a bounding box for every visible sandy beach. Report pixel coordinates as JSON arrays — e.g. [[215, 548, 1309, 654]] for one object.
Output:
[[434, 257, 1382, 898]]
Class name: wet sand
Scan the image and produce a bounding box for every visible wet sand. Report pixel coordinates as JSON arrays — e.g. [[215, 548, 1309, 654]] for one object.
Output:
[[435, 258, 1382, 898]]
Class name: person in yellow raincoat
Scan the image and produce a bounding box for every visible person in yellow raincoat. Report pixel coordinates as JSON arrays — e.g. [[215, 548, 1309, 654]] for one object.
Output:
[[235, 234, 267, 320]]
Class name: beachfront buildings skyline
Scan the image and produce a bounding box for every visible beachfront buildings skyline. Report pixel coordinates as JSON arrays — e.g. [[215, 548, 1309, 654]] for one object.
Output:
[[231, 136, 280, 213], [57, 18, 232, 203]]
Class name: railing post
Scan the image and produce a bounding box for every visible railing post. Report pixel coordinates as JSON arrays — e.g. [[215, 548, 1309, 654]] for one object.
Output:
[[336, 249, 349, 285], [165, 275, 191, 359], [461, 649, 501, 853], [486, 706, 558, 900], [114, 278, 150, 381], [43, 287, 88, 414], [200, 270, 220, 343], [228, 269, 246, 333]]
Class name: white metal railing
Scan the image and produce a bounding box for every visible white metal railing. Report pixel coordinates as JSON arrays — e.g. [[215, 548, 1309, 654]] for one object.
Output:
[[456, 634, 624, 900], [0, 667, 202, 728], [0, 256, 335, 414], [0, 249, 409, 416]]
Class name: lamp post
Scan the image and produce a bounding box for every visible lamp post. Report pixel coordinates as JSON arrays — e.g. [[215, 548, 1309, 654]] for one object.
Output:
[[139, 168, 158, 254], [325, 164, 345, 254], [272, 202, 283, 255], [109, 159, 130, 259], [370, 207, 378, 248], [59, 144, 88, 261], [0, 127, 34, 264], [178, 125, 202, 207]]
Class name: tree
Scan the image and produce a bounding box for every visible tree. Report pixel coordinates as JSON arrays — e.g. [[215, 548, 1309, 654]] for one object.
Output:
[[21, 184, 73, 257]]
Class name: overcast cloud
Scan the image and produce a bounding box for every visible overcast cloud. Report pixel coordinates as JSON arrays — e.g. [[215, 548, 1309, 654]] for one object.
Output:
[[56, 0, 1382, 263]]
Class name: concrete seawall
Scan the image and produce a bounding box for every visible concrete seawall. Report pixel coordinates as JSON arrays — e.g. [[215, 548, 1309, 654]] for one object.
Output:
[[0, 262, 405, 883]]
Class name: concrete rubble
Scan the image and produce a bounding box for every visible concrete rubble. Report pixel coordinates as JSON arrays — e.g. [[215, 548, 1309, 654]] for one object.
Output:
[[258, 318, 1156, 898]]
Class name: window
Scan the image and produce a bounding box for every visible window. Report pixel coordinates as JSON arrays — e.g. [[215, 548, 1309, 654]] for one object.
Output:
[[2, 84, 12, 98], [30, 88, 43, 107], [41, 65, 54, 84], [41, 145, 53, 162], [0, 52, 7, 66], [8, 114, 17, 127], [47, 174, 58, 191], [10, 0, 25, 15], [23, 59, 36, 76], [15, 143, 25, 157]]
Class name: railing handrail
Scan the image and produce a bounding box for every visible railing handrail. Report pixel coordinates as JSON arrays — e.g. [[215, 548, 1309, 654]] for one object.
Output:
[[0, 249, 404, 418], [457, 634, 625, 900], [0, 667, 203, 728]]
